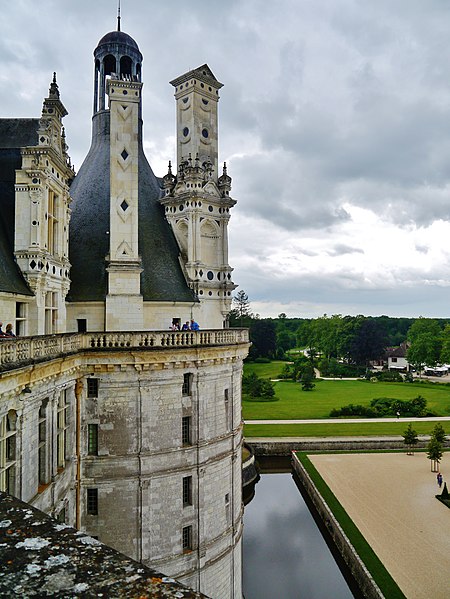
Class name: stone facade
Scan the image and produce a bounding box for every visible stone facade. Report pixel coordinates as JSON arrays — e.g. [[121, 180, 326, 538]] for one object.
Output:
[[0, 331, 249, 598]]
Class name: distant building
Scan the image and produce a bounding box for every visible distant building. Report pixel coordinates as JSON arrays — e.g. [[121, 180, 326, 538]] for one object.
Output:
[[0, 18, 248, 599], [386, 342, 410, 372]]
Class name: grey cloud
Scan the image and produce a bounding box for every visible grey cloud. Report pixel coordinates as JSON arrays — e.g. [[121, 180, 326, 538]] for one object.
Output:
[[328, 244, 364, 257]]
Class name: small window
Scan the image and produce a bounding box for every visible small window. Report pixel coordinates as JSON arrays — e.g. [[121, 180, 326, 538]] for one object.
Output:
[[87, 378, 99, 398], [182, 525, 192, 552], [182, 416, 192, 446], [77, 319, 87, 332], [87, 488, 98, 515], [182, 373, 192, 396], [225, 389, 230, 430], [183, 476, 193, 507], [392, 357, 397, 363], [15, 302, 27, 336], [88, 424, 98, 456]]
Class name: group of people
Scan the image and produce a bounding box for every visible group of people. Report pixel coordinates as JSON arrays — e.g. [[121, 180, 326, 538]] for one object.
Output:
[[0, 322, 15, 337], [171, 319, 200, 331]]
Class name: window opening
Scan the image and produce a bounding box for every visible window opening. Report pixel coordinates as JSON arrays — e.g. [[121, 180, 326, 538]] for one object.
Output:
[[57, 390, 69, 469], [0, 411, 17, 494], [182, 525, 193, 552], [183, 476, 193, 507], [182, 416, 192, 446], [87, 378, 99, 398], [88, 424, 99, 456], [87, 488, 98, 515]]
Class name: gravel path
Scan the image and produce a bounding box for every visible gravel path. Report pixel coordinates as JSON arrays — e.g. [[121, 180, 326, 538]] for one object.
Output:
[[309, 452, 450, 599]]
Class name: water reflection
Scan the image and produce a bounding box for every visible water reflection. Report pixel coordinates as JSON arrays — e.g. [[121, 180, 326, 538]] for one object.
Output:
[[243, 472, 354, 599]]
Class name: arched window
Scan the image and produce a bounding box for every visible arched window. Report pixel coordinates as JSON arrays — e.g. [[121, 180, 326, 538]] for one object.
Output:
[[120, 56, 132, 77], [103, 54, 117, 77]]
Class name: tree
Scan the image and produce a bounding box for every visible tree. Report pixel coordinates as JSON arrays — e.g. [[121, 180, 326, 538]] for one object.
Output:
[[431, 422, 446, 444], [348, 318, 388, 366], [231, 290, 251, 327], [402, 423, 418, 455], [242, 372, 275, 399], [407, 318, 442, 375], [427, 437, 443, 472], [440, 324, 450, 363], [300, 362, 316, 391], [249, 319, 277, 359]]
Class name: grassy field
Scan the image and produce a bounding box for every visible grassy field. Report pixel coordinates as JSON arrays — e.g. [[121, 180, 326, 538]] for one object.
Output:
[[242, 379, 450, 420], [243, 360, 287, 379], [244, 420, 445, 437]]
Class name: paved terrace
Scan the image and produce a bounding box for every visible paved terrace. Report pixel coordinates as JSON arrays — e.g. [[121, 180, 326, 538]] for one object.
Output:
[[308, 452, 450, 599], [0, 329, 249, 373]]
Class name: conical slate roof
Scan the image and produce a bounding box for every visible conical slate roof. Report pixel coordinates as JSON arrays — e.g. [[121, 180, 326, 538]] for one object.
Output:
[[67, 113, 196, 303]]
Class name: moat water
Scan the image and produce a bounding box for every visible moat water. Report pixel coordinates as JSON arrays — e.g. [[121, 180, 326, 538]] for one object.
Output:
[[243, 460, 357, 599]]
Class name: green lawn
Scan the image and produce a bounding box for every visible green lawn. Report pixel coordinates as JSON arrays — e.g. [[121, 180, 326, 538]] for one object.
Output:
[[243, 379, 450, 420], [243, 360, 287, 379], [244, 420, 444, 437]]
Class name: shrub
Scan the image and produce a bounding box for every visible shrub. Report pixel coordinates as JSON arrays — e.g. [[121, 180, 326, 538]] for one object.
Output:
[[376, 370, 404, 383], [242, 372, 275, 398], [330, 404, 378, 417], [330, 395, 430, 418], [278, 363, 294, 379]]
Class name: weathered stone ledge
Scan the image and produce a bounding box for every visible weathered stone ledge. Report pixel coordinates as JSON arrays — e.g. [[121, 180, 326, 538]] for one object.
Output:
[[245, 435, 449, 456], [0, 492, 208, 598], [291, 455, 384, 599]]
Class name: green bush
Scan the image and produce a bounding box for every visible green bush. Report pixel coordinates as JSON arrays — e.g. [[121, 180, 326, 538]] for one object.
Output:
[[330, 404, 378, 417], [318, 358, 366, 378], [242, 372, 275, 398], [330, 395, 431, 418], [375, 371, 404, 383], [278, 363, 294, 379]]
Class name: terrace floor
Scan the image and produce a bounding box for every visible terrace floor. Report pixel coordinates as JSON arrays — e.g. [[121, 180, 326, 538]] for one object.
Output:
[[309, 452, 450, 599]]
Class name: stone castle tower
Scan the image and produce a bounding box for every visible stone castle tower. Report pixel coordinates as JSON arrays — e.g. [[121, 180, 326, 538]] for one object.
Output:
[[0, 17, 248, 599]]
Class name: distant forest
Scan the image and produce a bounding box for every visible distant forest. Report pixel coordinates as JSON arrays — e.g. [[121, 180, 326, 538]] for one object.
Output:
[[229, 291, 450, 368]]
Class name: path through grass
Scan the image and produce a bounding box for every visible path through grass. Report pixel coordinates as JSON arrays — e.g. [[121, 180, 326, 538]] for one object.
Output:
[[244, 420, 443, 437]]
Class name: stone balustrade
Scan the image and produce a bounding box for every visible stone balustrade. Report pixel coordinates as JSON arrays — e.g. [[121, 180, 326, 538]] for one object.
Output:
[[0, 329, 249, 371]]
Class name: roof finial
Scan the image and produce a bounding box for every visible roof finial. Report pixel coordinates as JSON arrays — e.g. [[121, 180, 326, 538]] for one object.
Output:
[[117, 0, 121, 31]]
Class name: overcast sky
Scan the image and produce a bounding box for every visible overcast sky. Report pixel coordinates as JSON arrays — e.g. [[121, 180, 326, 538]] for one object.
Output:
[[4, 0, 450, 318]]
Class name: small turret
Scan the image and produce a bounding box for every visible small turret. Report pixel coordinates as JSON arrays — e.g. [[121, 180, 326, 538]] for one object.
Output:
[[162, 161, 176, 196], [218, 162, 232, 197]]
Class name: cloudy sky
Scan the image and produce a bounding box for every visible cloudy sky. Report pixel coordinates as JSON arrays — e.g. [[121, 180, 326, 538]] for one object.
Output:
[[3, 0, 450, 318]]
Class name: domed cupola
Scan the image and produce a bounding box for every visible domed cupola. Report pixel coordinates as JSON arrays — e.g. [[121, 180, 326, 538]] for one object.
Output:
[[93, 12, 143, 114]]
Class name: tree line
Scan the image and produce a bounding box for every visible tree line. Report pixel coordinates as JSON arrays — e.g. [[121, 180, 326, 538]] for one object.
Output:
[[229, 290, 450, 369]]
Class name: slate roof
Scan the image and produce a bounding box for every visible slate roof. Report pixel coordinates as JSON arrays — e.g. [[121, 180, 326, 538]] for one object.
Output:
[[67, 113, 196, 303], [97, 30, 140, 53], [0, 119, 37, 296], [169, 64, 223, 89]]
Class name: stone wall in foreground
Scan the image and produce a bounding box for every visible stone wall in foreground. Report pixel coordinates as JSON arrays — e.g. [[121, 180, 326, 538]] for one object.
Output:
[[291, 454, 384, 599]]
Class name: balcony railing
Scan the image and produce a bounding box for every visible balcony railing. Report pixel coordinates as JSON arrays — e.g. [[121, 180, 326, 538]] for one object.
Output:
[[0, 329, 249, 371]]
